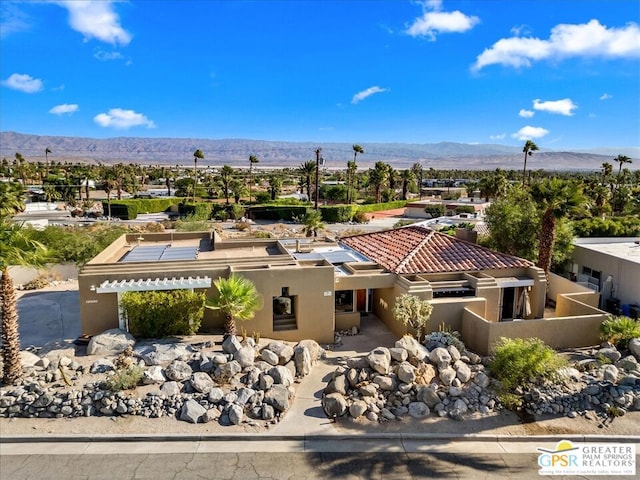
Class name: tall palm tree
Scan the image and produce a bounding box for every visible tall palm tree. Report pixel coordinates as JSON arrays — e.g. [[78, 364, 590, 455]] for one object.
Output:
[[411, 163, 423, 200], [1, 189, 50, 385], [0, 182, 25, 218], [613, 154, 632, 178], [193, 149, 205, 202], [530, 178, 585, 280], [220, 165, 234, 204], [369, 161, 389, 203], [206, 274, 262, 337], [521, 140, 539, 187], [400, 169, 415, 200], [44, 148, 51, 178], [297, 160, 316, 201], [352, 144, 364, 164], [248, 155, 259, 204], [346, 160, 357, 204]]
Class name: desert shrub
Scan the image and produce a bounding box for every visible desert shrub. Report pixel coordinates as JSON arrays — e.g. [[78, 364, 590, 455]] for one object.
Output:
[[178, 202, 212, 220], [21, 275, 50, 290], [423, 327, 465, 351], [234, 221, 251, 231], [229, 204, 245, 220], [121, 290, 206, 338], [600, 316, 640, 350], [393, 219, 417, 229], [105, 365, 144, 391], [253, 230, 273, 239], [393, 295, 433, 341], [143, 222, 165, 233], [351, 210, 369, 224], [489, 338, 567, 392], [424, 204, 445, 218]]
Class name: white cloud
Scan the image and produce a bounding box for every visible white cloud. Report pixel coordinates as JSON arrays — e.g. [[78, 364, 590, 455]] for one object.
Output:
[[1, 73, 43, 93], [57, 1, 131, 46], [512, 126, 549, 141], [473, 19, 640, 71], [94, 108, 156, 129], [406, 0, 479, 40], [600, 93, 612, 100], [533, 98, 577, 116], [490, 133, 506, 140], [49, 104, 79, 115], [351, 86, 388, 104], [94, 49, 124, 61], [519, 109, 535, 118], [0, 1, 30, 38]]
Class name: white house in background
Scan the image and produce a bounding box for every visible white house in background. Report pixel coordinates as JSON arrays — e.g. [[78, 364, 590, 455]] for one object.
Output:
[[571, 238, 640, 317]]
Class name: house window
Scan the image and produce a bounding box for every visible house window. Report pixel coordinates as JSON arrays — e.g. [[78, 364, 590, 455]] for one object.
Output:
[[433, 287, 475, 298], [335, 290, 354, 313], [273, 288, 297, 331]]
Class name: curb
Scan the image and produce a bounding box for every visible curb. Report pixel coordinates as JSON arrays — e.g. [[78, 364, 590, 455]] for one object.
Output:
[[2, 433, 639, 444]]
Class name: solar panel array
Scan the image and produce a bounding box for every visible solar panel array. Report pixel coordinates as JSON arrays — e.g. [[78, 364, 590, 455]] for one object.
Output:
[[120, 245, 199, 263]]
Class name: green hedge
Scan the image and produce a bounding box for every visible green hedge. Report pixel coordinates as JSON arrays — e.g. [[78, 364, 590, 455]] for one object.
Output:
[[572, 216, 640, 237], [248, 206, 308, 221], [178, 202, 213, 219], [129, 198, 178, 213], [320, 205, 357, 222], [120, 290, 205, 338], [356, 200, 407, 213], [102, 202, 138, 220]]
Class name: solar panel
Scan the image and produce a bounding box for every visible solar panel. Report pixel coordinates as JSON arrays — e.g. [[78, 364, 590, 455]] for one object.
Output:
[[159, 246, 199, 261], [119, 245, 199, 263], [322, 251, 359, 264]]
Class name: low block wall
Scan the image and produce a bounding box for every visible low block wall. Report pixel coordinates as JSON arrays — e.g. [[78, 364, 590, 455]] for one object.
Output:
[[336, 312, 361, 331]]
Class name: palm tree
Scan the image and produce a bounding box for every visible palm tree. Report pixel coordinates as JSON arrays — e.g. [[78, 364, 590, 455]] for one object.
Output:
[[1, 190, 50, 384], [369, 161, 389, 203], [248, 155, 259, 204], [400, 169, 415, 200], [522, 140, 539, 187], [530, 178, 586, 280], [352, 144, 364, 164], [220, 165, 234, 204], [411, 163, 423, 200], [206, 274, 262, 337], [613, 154, 632, 178], [193, 149, 205, 202], [346, 160, 357, 204], [0, 182, 25, 218], [297, 160, 316, 201], [302, 209, 325, 238], [44, 148, 51, 178], [268, 174, 282, 201]]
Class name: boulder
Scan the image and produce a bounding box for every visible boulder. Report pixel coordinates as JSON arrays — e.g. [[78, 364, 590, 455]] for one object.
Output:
[[326, 375, 349, 395], [134, 342, 192, 366], [396, 362, 416, 384], [359, 383, 378, 397], [439, 366, 457, 386], [295, 339, 325, 363], [322, 393, 347, 418], [474, 371, 490, 389], [235, 387, 256, 406], [429, 347, 452, 369], [269, 365, 294, 387], [349, 400, 368, 418], [264, 384, 290, 412], [454, 361, 472, 383], [228, 404, 244, 425], [603, 364, 619, 383], [208, 387, 224, 403], [87, 329, 135, 356], [19, 351, 42, 368], [367, 347, 391, 375], [90, 359, 115, 374], [416, 385, 441, 408], [265, 342, 294, 365], [222, 335, 242, 355], [190, 372, 215, 393], [395, 336, 428, 362], [216, 361, 242, 381], [260, 349, 279, 366], [408, 402, 430, 418], [447, 345, 461, 362], [203, 408, 221, 423], [180, 399, 206, 423], [373, 374, 397, 391], [259, 374, 275, 391], [294, 345, 312, 377], [599, 347, 622, 363], [262, 405, 276, 420], [415, 363, 437, 385], [389, 347, 408, 363], [628, 338, 640, 361], [142, 366, 166, 385], [234, 346, 255, 368], [346, 357, 369, 369], [160, 381, 183, 396], [165, 360, 192, 382]]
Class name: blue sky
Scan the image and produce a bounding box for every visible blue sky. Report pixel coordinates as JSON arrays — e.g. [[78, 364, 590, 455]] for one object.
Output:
[[1, 0, 639, 150]]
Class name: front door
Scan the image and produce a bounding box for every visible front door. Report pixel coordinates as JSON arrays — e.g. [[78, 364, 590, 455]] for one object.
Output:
[[500, 287, 515, 321]]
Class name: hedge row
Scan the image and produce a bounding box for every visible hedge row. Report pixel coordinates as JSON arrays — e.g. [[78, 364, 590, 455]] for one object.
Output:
[[320, 205, 357, 222], [572, 216, 640, 237], [248, 206, 308, 221], [355, 200, 408, 213]]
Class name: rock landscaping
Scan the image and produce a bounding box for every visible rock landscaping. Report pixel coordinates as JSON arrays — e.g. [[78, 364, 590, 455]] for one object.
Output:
[[322, 334, 640, 426], [0, 329, 324, 427]]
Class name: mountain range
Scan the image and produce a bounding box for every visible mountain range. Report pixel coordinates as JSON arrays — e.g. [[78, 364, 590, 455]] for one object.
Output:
[[1, 131, 637, 171]]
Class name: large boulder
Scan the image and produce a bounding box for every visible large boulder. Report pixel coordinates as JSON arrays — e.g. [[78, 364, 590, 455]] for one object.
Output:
[[294, 345, 312, 378], [190, 372, 215, 393], [19, 351, 42, 368], [628, 338, 640, 361], [228, 404, 244, 425], [395, 336, 428, 362], [134, 342, 192, 366], [265, 342, 294, 365], [143, 366, 166, 385], [260, 349, 280, 366], [416, 385, 441, 408], [396, 362, 416, 384], [222, 335, 242, 355], [367, 347, 391, 375], [165, 360, 192, 382], [429, 347, 452, 369], [269, 365, 294, 387], [295, 339, 325, 363], [180, 399, 206, 423], [322, 393, 347, 418], [233, 346, 255, 368], [86, 329, 135, 356], [264, 384, 290, 412]]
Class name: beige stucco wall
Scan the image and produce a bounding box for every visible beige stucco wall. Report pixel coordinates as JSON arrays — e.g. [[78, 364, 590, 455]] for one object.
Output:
[[336, 312, 361, 331], [5, 263, 78, 285]]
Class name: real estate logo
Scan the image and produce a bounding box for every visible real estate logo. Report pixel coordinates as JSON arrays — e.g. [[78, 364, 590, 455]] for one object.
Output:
[[537, 440, 636, 476]]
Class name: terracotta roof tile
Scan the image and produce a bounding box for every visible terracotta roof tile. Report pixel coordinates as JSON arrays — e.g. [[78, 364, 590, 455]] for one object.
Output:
[[340, 226, 532, 274]]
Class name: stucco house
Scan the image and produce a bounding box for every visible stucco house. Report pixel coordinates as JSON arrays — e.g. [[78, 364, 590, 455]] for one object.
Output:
[[78, 226, 607, 355]]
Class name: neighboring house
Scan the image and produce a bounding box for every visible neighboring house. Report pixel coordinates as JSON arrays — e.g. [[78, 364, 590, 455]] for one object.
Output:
[[405, 198, 490, 218], [78, 226, 607, 354], [570, 237, 640, 318]]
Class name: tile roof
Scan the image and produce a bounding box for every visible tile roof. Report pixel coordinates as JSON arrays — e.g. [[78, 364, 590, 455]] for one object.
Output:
[[340, 226, 532, 274]]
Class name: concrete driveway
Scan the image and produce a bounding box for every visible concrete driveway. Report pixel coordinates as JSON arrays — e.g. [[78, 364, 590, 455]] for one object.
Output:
[[15, 283, 81, 349]]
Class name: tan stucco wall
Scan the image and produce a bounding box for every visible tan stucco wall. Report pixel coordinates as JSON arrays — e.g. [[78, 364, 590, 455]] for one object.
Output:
[[336, 312, 361, 331], [548, 272, 596, 304]]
